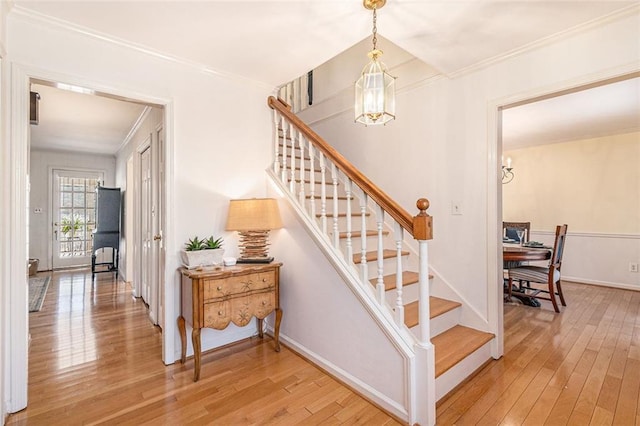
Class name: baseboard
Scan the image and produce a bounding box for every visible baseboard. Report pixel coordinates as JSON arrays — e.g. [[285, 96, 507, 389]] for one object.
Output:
[[562, 277, 639, 291], [271, 330, 410, 422]]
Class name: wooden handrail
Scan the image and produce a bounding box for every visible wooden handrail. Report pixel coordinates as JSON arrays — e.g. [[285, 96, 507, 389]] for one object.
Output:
[[268, 96, 432, 240]]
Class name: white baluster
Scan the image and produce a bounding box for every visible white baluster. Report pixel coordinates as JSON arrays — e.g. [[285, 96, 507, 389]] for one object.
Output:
[[418, 240, 431, 344], [359, 193, 368, 283], [289, 127, 296, 193], [309, 144, 316, 219], [273, 110, 280, 174], [345, 179, 353, 263], [280, 120, 288, 183], [375, 205, 385, 305], [319, 154, 327, 235], [394, 222, 404, 326], [331, 163, 339, 249], [298, 132, 306, 206]]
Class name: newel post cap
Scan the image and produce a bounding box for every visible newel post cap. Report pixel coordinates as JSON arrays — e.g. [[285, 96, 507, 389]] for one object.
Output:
[[413, 198, 433, 241]]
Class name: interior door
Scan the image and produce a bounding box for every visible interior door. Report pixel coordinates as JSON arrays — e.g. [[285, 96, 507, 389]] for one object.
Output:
[[154, 125, 165, 329], [140, 146, 152, 310], [52, 169, 103, 269]]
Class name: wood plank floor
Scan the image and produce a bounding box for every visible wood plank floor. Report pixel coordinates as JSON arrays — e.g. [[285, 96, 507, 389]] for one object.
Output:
[[9, 271, 639, 425], [437, 281, 640, 425], [8, 269, 400, 425]]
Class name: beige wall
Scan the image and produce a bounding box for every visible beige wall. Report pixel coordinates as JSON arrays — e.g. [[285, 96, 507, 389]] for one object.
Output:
[[503, 131, 640, 234]]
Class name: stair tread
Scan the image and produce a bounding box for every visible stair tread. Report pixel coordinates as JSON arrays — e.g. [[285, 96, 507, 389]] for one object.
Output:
[[340, 230, 389, 239], [432, 325, 494, 378], [317, 212, 370, 218], [403, 296, 461, 328], [353, 249, 408, 263], [371, 271, 417, 291], [307, 195, 352, 200]]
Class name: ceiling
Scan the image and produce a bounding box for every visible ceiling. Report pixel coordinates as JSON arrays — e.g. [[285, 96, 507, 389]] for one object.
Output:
[[17, 1, 640, 154], [30, 83, 147, 155]]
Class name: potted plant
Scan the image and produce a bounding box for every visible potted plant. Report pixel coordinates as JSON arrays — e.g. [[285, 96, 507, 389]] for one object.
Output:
[[180, 235, 225, 268], [61, 216, 83, 239]]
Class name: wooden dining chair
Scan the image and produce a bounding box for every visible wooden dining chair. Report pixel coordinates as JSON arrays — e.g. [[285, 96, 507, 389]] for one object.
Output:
[[503, 221, 530, 243], [507, 224, 568, 312]]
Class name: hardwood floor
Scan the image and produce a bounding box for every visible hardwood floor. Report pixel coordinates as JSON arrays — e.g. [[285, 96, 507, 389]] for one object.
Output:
[[9, 272, 639, 425], [8, 269, 400, 425], [437, 281, 640, 425]]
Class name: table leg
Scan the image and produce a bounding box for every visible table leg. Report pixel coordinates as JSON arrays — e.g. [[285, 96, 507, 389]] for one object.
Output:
[[273, 308, 283, 352], [191, 327, 201, 382], [257, 318, 264, 339], [177, 316, 187, 364]]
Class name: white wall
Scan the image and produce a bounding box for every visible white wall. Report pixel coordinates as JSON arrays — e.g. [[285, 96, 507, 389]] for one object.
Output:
[[504, 132, 640, 289], [28, 149, 116, 271], [0, 0, 9, 421], [299, 10, 640, 327]]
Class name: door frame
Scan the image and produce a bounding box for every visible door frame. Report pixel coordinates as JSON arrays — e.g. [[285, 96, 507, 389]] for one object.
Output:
[[5, 63, 175, 413], [485, 64, 640, 360]]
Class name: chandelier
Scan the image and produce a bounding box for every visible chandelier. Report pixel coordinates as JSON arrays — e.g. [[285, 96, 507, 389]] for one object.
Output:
[[502, 157, 514, 184], [354, 0, 396, 126]]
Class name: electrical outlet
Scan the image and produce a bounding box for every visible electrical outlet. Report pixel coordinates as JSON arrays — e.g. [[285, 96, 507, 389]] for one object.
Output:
[[630, 262, 639, 273], [33, 208, 43, 214]]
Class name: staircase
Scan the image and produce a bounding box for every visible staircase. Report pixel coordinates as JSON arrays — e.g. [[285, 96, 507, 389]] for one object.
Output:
[[267, 96, 494, 424]]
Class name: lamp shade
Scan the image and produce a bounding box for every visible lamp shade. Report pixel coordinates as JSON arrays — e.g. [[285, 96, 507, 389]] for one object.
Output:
[[225, 198, 283, 231]]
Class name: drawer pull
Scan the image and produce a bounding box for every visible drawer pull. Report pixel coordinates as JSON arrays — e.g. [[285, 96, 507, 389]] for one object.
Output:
[[262, 301, 267, 305], [217, 286, 222, 291], [262, 278, 267, 282], [218, 311, 223, 315]]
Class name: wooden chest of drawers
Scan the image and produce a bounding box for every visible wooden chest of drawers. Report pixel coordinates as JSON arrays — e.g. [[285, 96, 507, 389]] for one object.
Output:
[[178, 262, 282, 381]]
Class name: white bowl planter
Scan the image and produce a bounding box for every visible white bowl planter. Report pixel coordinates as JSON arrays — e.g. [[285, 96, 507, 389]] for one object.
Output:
[[181, 248, 225, 268]]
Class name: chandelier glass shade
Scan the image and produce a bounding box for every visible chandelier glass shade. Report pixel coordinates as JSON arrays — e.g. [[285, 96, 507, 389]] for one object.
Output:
[[355, 0, 396, 126]]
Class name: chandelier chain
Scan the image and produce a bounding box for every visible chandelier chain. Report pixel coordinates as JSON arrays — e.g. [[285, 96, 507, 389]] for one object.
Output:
[[372, 7, 378, 50]]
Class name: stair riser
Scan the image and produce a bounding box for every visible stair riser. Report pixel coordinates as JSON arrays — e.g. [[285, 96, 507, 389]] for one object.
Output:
[[428, 307, 461, 339], [435, 341, 493, 402], [354, 255, 411, 281], [383, 282, 420, 307], [338, 236, 397, 258]]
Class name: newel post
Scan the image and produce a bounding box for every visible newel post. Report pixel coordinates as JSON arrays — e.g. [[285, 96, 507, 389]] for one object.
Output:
[[412, 198, 435, 426]]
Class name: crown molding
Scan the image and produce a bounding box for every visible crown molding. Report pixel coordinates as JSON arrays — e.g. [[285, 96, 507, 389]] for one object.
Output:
[[447, 4, 640, 79], [9, 5, 273, 92], [117, 106, 152, 155]]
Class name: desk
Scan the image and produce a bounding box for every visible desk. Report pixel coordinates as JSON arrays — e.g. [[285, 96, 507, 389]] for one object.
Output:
[[503, 245, 551, 306], [178, 263, 282, 381]]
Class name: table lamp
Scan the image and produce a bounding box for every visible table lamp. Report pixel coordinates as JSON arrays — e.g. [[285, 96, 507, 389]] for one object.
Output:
[[225, 198, 283, 263]]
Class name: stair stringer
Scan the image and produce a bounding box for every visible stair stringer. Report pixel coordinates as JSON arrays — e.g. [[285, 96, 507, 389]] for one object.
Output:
[[267, 170, 435, 426]]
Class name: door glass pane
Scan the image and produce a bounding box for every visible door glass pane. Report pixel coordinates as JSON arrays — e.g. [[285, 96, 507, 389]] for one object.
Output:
[[57, 175, 101, 259]]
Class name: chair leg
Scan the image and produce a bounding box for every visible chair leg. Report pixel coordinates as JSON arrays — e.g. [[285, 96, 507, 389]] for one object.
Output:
[[556, 280, 566, 307], [548, 280, 560, 313], [507, 277, 513, 299]]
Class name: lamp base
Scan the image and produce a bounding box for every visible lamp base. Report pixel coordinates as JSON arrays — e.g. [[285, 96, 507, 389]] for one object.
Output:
[[236, 257, 274, 264]]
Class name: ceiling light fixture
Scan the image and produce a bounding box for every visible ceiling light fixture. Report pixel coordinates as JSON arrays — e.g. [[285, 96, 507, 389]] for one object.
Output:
[[355, 0, 396, 126]]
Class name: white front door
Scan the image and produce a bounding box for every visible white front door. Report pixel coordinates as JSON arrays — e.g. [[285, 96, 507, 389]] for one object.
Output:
[[52, 169, 103, 269]]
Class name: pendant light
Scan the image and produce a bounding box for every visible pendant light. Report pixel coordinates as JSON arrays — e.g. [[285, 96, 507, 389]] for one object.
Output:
[[355, 0, 396, 126]]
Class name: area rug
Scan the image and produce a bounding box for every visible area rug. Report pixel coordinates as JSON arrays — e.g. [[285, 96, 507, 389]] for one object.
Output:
[[29, 276, 51, 312]]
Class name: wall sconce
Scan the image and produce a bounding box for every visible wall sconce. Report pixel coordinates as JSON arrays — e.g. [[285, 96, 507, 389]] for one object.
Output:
[[502, 157, 514, 184], [354, 0, 396, 126], [225, 198, 283, 263]]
